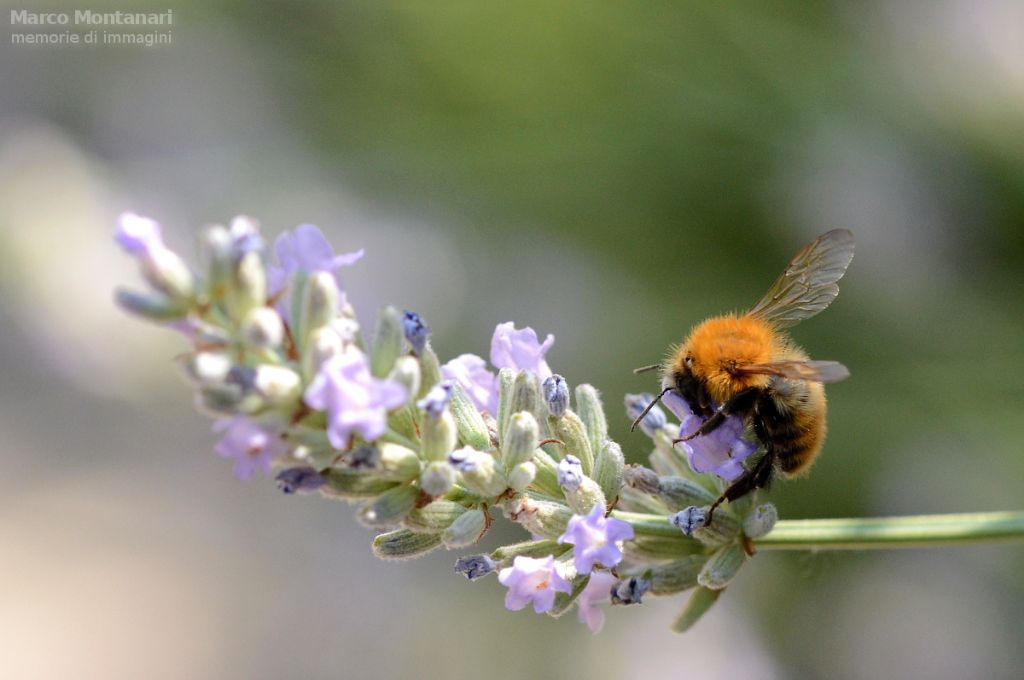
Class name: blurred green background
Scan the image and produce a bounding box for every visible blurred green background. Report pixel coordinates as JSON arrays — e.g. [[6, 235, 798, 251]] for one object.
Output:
[[2, 1, 1023, 678]]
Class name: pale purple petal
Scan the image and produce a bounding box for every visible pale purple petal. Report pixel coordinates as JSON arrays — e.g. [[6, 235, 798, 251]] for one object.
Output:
[[489, 322, 555, 380], [213, 416, 286, 481], [441, 353, 498, 415], [661, 389, 694, 422], [267, 223, 364, 298], [497, 555, 572, 614], [115, 212, 165, 256], [577, 571, 617, 634], [558, 504, 634, 574], [680, 414, 758, 482], [303, 349, 408, 449]]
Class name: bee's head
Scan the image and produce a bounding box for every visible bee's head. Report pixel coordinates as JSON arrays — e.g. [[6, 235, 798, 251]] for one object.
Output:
[[670, 353, 713, 417]]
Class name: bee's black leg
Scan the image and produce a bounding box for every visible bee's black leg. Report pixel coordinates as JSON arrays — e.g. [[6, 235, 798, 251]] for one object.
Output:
[[675, 387, 759, 443], [707, 448, 776, 524]]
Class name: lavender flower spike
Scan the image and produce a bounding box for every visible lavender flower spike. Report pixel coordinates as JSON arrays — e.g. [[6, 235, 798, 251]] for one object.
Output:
[[304, 349, 407, 449], [213, 416, 287, 481], [497, 555, 573, 614], [558, 504, 635, 574], [490, 322, 555, 381], [267, 223, 364, 298]]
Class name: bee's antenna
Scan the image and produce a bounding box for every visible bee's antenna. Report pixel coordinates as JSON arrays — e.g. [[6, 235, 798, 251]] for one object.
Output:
[[632, 364, 661, 374], [629, 386, 672, 432]]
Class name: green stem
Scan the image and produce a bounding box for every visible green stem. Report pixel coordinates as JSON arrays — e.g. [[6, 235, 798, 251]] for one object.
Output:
[[756, 511, 1024, 550], [613, 510, 1024, 550]]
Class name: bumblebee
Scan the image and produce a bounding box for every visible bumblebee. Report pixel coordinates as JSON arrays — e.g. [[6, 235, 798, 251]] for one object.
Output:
[[634, 229, 855, 517]]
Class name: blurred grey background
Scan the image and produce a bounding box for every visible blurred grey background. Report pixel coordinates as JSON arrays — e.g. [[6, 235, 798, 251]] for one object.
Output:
[[2, 1, 1023, 678]]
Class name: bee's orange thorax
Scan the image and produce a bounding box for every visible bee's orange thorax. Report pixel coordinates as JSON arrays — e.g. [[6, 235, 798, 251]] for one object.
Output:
[[675, 314, 781, 404]]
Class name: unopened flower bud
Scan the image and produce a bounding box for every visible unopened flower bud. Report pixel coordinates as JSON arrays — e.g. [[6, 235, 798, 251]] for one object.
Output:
[[507, 370, 539, 424], [195, 384, 244, 416], [656, 477, 718, 511], [377, 443, 423, 481], [253, 365, 302, 405], [405, 499, 467, 532], [575, 384, 608, 457], [389, 356, 421, 405], [139, 247, 197, 305], [301, 271, 339, 339], [420, 460, 456, 497], [449, 447, 507, 498], [454, 554, 497, 580], [670, 506, 708, 536], [548, 410, 594, 475], [227, 251, 266, 321], [672, 506, 740, 547], [697, 543, 747, 590], [611, 575, 651, 605], [542, 374, 569, 417], [371, 305, 404, 378], [402, 310, 430, 355], [508, 461, 537, 492], [529, 449, 563, 498], [275, 466, 327, 494], [495, 368, 516, 439], [417, 381, 453, 418], [557, 455, 584, 492], [372, 528, 443, 561], [359, 484, 420, 527], [743, 503, 778, 539], [421, 410, 457, 462], [501, 496, 573, 540], [180, 351, 233, 386], [448, 382, 490, 450], [625, 393, 667, 437], [557, 456, 607, 514], [442, 507, 487, 548], [502, 411, 539, 470], [114, 288, 188, 321], [302, 327, 344, 380], [416, 346, 443, 400], [593, 439, 625, 501], [241, 306, 284, 349], [199, 223, 232, 290], [228, 216, 264, 257]]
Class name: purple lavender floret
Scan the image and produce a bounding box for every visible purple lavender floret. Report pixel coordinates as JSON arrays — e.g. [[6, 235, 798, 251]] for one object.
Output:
[[304, 350, 407, 449], [213, 416, 287, 481], [490, 322, 555, 380], [497, 555, 573, 613], [664, 390, 759, 482], [558, 504, 635, 574], [682, 415, 758, 482], [576, 570, 618, 634], [441, 353, 498, 415], [267, 223, 364, 299]]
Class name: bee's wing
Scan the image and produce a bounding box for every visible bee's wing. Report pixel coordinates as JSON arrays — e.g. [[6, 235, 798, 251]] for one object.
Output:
[[735, 360, 850, 383], [747, 229, 855, 328]]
